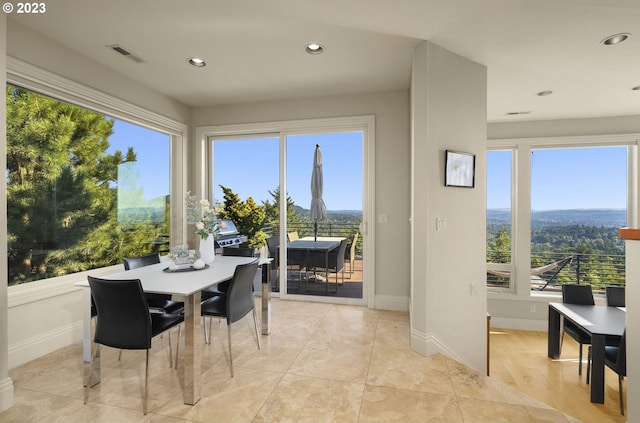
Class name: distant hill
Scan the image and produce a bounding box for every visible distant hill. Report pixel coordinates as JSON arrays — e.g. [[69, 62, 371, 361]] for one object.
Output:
[[294, 205, 362, 218], [488, 209, 627, 228]]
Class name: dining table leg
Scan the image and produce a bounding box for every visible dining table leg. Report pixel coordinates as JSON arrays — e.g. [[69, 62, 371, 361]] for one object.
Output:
[[82, 287, 100, 387], [180, 292, 202, 405], [547, 305, 561, 359], [590, 333, 606, 403]]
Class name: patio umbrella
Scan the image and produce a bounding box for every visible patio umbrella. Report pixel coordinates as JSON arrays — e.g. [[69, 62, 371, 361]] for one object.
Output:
[[310, 144, 326, 242]]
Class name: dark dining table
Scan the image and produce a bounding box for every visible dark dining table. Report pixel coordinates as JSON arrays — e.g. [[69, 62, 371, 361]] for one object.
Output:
[[278, 238, 340, 294], [548, 302, 626, 403]]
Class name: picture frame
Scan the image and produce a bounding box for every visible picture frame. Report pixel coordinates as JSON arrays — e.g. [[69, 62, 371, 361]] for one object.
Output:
[[445, 150, 475, 188]]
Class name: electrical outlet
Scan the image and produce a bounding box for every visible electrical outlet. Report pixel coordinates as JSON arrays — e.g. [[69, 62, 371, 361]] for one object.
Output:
[[529, 304, 536, 313], [470, 283, 479, 296]]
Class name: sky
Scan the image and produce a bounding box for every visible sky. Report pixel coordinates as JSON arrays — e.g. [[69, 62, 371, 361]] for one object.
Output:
[[107, 120, 364, 211], [108, 118, 627, 213], [213, 132, 363, 211], [487, 146, 627, 211]]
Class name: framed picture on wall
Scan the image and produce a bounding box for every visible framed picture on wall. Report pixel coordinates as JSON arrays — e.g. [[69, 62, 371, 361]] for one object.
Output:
[[445, 150, 475, 188]]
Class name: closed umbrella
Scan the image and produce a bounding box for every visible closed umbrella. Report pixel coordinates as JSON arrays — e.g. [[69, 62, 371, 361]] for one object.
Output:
[[310, 144, 326, 242]]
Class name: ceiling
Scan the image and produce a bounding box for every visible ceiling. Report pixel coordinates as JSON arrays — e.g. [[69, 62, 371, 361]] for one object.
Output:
[[8, 0, 640, 122]]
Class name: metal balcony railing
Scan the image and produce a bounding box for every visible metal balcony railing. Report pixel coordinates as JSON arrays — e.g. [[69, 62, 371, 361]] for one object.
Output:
[[487, 250, 626, 294]]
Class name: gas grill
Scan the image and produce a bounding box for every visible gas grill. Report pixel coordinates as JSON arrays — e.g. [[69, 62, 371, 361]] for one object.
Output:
[[214, 219, 248, 248]]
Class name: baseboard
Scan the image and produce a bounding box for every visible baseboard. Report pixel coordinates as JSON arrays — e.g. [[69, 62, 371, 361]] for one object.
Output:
[[9, 321, 83, 369], [0, 377, 14, 412], [490, 316, 547, 332], [409, 328, 470, 368], [374, 294, 409, 311]]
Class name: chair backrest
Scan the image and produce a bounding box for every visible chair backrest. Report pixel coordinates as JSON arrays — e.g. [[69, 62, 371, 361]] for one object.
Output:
[[88, 276, 152, 350], [605, 286, 625, 307], [287, 231, 299, 242], [346, 233, 359, 260], [266, 235, 279, 266], [607, 329, 627, 376], [330, 238, 348, 271], [562, 284, 595, 305], [226, 259, 260, 324], [222, 247, 255, 257], [123, 253, 161, 270]]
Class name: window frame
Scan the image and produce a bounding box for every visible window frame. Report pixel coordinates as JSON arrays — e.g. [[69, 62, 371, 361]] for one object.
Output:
[[487, 134, 640, 299], [6, 57, 187, 304]]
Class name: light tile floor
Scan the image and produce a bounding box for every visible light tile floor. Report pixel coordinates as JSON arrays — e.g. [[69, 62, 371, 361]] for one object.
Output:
[[0, 299, 581, 423]]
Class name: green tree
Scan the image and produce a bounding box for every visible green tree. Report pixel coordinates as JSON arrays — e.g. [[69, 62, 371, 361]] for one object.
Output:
[[262, 186, 305, 234], [218, 185, 267, 248], [487, 225, 511, 263], [6, 85, 161, 284]]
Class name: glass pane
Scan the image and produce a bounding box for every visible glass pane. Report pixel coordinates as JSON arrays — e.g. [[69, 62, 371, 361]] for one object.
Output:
[[486, 150, 512, 289], [6, 84, 171, 285], [530, 147, 627, 293], [285, 132, 363, 298]]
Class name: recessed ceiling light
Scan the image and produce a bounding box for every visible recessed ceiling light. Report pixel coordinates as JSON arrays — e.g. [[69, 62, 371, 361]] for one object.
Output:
[[632, 85, 640, 91], [537, 90, 553, 96], [305, 43, 324, 55], [601, 33, 631, 45], [187, 57, 206, 67]]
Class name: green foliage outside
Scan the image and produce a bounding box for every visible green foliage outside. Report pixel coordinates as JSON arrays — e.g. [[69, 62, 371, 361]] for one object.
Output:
[[487, 222, 626, 289], [6, 85, 167, 285], [217, 185, 268, 248]]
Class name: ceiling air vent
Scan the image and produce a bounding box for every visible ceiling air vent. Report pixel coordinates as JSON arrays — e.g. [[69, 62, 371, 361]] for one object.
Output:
[[505, 111, 532, 116], [106, 44, 144, 63]]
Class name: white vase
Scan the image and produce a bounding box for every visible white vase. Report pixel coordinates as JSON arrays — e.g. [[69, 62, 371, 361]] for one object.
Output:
[[199, 235, 216, 264]]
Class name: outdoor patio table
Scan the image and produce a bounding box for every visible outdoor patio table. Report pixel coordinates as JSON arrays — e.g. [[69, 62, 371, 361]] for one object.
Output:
[[279, 239, 341, 294], [76, 255, 270, 406]]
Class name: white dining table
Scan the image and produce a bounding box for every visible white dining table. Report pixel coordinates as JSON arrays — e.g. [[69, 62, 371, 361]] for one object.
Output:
[[76, 255, 265, 406]]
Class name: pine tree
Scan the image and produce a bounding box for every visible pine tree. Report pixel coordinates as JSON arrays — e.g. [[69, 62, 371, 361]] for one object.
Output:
[[6, 85, 159, 284]]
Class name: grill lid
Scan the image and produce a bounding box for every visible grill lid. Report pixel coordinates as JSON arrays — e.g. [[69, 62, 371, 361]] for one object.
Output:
[[217, 219, 239, 237]]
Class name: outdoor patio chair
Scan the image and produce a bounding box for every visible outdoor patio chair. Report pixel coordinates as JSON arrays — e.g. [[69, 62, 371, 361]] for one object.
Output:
[[306, 238, 348, 286], [345, 232, 359, 277]]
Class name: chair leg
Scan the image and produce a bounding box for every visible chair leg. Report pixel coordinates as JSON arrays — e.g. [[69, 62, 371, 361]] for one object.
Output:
[[619, 375, 625, 416], [83, 343, 99, 405], [174, 325, 181, 369], [227, 324, 233, 377], [202, 316, 209, 344], [168, 330, 173, 368], [586, 346, 591, 384], [252, 308, 261, 350], [118, 349, 123, 361], [143, 349, 149, 415]]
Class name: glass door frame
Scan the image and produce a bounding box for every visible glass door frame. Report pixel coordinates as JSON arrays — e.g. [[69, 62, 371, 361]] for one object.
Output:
[[195, 115, 375, 307]]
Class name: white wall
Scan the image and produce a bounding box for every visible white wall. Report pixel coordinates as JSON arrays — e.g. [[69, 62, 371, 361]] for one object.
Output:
[[192, 90, 412, 310], [7, 20, 191, 124], [410, 41, 488, 372]]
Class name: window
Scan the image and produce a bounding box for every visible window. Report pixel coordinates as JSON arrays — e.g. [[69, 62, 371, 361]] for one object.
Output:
[[530, 146, 626, 293], [486, 141, 632, 296], [6, 84, 171, 285], [486, 150, 513, 291]]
